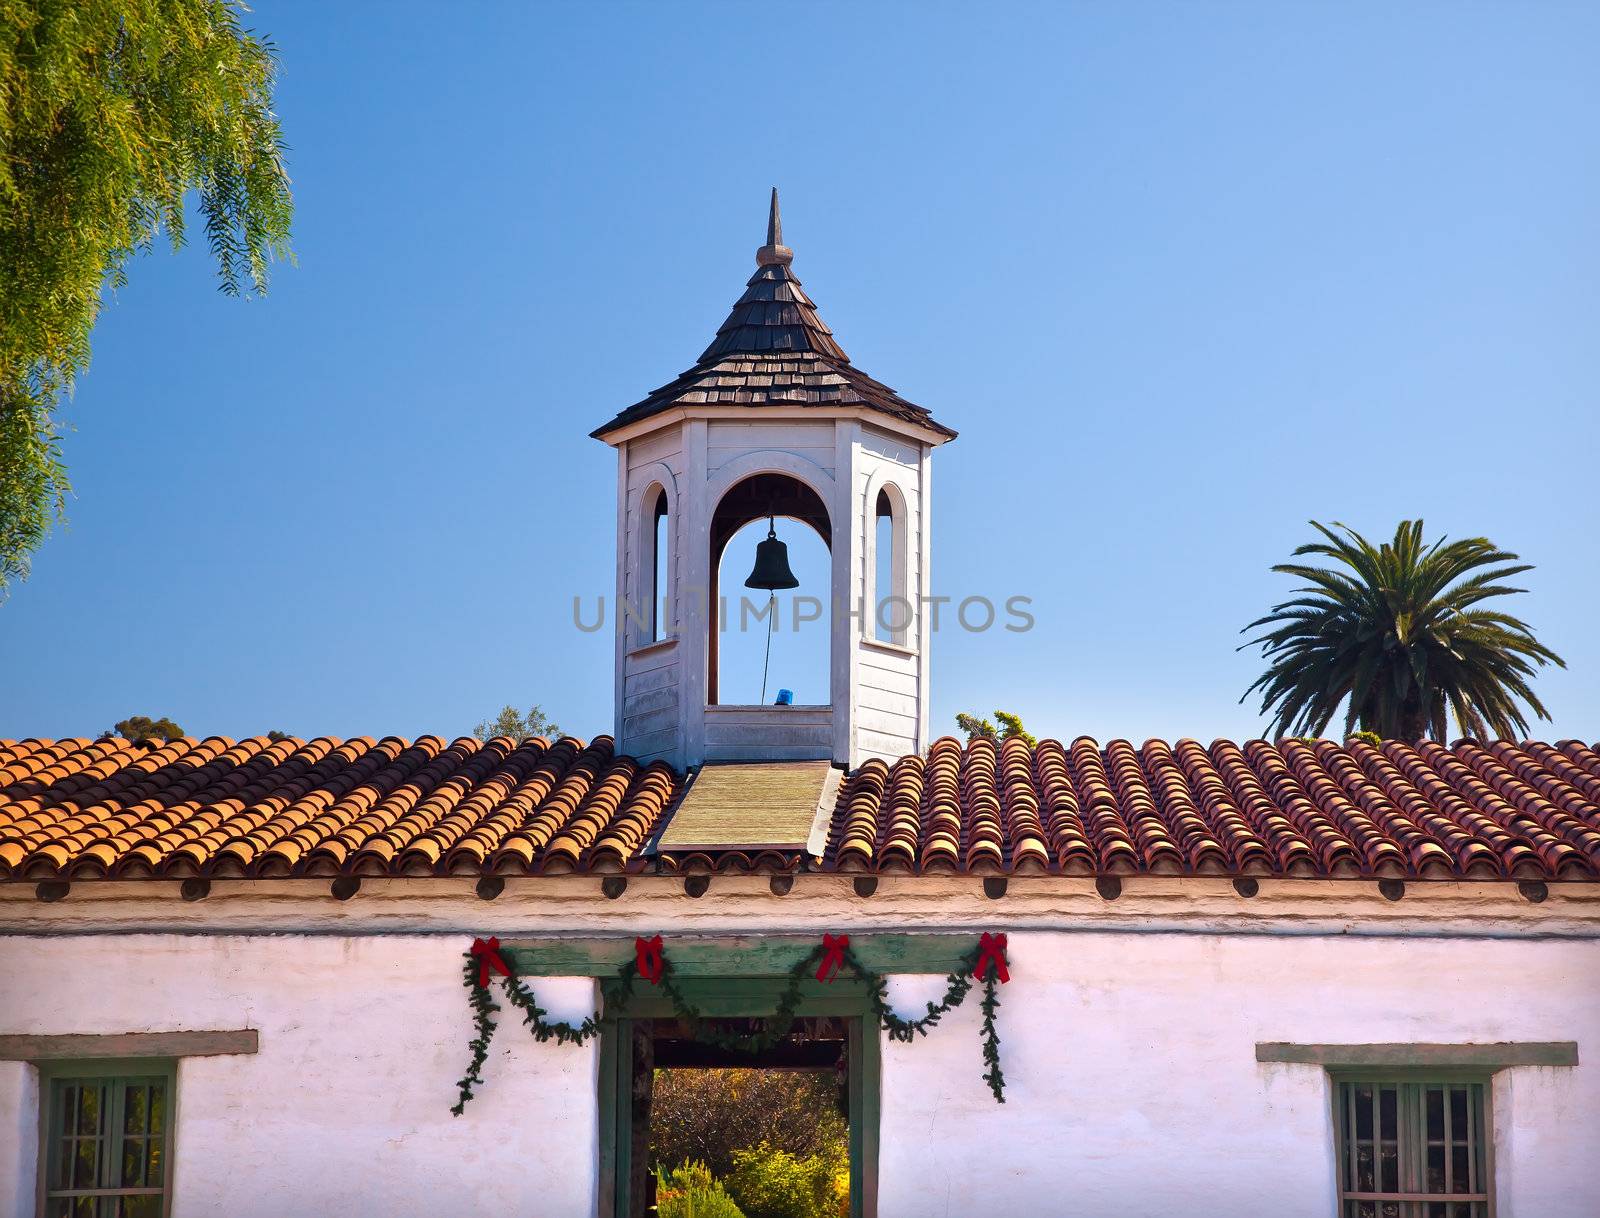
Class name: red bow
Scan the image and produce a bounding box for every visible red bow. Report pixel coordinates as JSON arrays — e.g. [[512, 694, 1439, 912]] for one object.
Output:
[[816, 933, 850, 983], [470, 936, 511, 988], [975, 932, 1009, 984], [635, 935, 665, 985]]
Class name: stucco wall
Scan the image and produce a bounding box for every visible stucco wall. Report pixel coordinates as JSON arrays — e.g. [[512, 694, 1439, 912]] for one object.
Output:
[[1, 878, 1595, 1217], [878, 933, 1596, 1218], [0, 936, 599, 1218]]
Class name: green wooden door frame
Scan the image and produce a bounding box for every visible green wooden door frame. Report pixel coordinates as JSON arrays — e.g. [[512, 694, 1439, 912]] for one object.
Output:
[[502, 932, 974, 979], [501, 933, 980, 1218], [597, 975, 880, 1218]]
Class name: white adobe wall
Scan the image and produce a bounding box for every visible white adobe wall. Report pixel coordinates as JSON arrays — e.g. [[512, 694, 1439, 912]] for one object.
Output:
[[0, 935, 601, 1218], [1, 878, 1595, 1217], [879, 933, 1596, 1218]]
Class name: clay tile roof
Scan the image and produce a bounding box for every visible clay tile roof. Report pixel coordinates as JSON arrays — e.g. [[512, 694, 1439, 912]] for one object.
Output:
[[0, 735, 681, 882], [820, 736, 1600, 880], [592, 190, 955, 441], [5, 734, 1600, 886]]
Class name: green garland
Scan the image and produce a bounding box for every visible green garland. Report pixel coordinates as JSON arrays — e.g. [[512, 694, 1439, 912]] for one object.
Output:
[[978, 963, 1005, 1101], [451, 952, 634, 1115], [656, 948, 816, 1055], [452, 936, 1007, 1115]]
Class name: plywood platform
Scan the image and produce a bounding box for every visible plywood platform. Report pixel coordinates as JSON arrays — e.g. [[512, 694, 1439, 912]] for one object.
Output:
[[654, 760, 840, 853]]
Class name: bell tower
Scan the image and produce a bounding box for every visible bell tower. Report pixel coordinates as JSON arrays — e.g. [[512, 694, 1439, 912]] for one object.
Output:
[[592, 191, 956, 771]]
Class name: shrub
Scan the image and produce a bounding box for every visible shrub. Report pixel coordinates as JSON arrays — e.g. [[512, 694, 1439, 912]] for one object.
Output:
[[654, 1160, 746, 1218], [651, 1069, 847, 1180], [725, 1144, 846, 1218]]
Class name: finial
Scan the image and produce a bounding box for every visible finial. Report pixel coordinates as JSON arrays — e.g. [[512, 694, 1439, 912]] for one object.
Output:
[[756, 186, 793, 266]]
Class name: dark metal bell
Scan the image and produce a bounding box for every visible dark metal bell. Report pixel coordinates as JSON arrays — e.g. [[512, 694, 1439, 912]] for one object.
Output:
[[744, 522, 799, 590]]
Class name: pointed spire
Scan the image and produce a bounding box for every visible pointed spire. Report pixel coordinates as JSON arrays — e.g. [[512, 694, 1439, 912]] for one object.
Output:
[[756, 186, 793, 266], [590, 188, 956, 442]]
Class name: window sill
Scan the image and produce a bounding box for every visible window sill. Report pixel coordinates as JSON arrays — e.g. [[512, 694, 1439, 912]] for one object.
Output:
[[626, 636, 678, 660], [705, 704, 833, 713], [860, 636, 918, 659]]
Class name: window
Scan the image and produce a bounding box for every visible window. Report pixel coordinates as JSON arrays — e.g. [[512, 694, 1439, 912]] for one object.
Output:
[[40, 1063, 173, 1217], [872, 485, 908, 645], [651, 489, 669, 643], [1334, 1077, 1489, 1218], [637, 484, 669, 646]]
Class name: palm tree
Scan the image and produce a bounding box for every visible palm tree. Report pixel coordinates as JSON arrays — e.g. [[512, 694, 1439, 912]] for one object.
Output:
[[1241, 520, 1564, 741]]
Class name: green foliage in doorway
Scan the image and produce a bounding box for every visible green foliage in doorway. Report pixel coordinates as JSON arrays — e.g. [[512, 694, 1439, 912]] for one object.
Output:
[[654, 1160, 746, 1218], [726, 1143, 848, 1218]]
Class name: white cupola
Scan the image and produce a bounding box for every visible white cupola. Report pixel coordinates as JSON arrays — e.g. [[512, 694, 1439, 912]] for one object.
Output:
[[591, 191, 956, 771]]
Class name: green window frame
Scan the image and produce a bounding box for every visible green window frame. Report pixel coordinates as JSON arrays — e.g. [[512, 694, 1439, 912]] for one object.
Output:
[[36, 1059, 175, 1218], [1331, 1072, 1492, 1218]]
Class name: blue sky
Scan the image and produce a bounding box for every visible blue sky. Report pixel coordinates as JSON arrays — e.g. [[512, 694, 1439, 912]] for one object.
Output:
[[3, 2, 1596, 745]]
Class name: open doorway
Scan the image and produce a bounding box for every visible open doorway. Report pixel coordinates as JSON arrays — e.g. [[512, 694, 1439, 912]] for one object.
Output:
[[641, 1018, 849, 1217], [599, 975, 878, 1218]]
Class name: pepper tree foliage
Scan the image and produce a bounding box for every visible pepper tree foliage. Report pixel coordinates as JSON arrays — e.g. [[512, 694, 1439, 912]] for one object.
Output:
[[453, 939, 1007, 1115], [652, 1070, 847, 1183], [1241, 520, 1564, 742], [0, 1, 294, 593], [956, 710, 1035, 748], [472, 704, 563, 744], [107, 714, 184, 742]]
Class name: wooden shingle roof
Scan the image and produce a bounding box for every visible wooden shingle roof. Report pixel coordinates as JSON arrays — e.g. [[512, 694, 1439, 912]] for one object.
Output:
[[592, 190, 955, 440]]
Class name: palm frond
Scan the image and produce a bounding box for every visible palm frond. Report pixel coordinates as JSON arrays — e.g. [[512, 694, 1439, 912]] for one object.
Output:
[[1241, 519, 1563, 741]]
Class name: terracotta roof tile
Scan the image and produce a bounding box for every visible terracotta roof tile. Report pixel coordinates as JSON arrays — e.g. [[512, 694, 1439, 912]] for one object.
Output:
[[819, 736, 1600, 879], [0, 735, 680, 882], [4, 734, 1600, 885]]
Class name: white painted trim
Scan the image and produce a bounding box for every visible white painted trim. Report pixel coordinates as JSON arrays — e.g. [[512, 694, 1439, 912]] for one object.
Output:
[[630, 474, 675, 648], [624, 637, 678, 661], [863, 472, 911, 647], [681, 420, 710, 766], [917, 444, 933, 750], [833, 420, 859, 765], [613, 443, 629, 744], [702, 448, 837, 505], [860, 637, 919, 659], [596, 405, 955, 450], [805, 767, 845, 858]]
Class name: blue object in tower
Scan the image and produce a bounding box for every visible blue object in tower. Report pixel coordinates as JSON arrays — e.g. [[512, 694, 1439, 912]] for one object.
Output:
[[774, 689, 794, 706]]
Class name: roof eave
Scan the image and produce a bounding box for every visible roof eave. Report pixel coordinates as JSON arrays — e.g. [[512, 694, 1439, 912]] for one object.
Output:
[[591, 403, 957, 448]]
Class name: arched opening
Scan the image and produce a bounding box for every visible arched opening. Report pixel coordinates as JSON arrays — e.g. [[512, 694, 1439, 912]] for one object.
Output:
[[872, 483, 909, 646], [709, 473, 832, 706], [639, 484, 671, 645]]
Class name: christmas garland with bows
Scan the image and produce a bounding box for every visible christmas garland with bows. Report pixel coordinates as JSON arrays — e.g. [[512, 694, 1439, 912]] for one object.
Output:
[[452, 931, 1009, 1115]]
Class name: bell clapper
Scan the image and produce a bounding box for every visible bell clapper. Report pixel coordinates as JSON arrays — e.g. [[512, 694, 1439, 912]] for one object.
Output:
[[759, 588, 776, 704], [744, 511, 799, 705]]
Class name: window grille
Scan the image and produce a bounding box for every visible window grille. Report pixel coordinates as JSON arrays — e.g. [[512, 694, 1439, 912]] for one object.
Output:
[[41, 1068, 172, 1217], [1335, 1078, 1489, 1218]]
